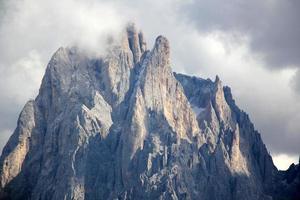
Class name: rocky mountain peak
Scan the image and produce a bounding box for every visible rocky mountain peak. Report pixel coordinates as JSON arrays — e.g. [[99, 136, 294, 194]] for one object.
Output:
[[151, 35, 170, 69], [0, 24, 293, 200], [154, 36, 170, 54], [214, 75, 220, 83], [125, 23, 146, 64]]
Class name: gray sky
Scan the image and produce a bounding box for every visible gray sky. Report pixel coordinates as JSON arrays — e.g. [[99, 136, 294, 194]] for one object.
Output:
[[0, 0, 299, 170]]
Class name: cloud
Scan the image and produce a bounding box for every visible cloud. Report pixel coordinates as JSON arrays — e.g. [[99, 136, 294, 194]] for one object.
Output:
[[0, 0, 125, 152], [166, 27, 300, 157], [0, 0, 299, 169], [0, 129, 12, 153], [273, 154, 299, 170], [0, 50, 44, 139], [180, 0, 300, 69]]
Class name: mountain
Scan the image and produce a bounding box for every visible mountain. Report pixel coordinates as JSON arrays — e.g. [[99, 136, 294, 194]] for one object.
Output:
[[273, 161, 300, 200], [0, 24, 296, 200]]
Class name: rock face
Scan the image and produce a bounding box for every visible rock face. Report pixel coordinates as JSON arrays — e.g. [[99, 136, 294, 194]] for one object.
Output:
[[0, 24, 294, 200], [273, 160, 300, 200]]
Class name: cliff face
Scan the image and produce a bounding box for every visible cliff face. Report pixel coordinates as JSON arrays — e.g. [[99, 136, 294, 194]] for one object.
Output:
[[0, 24, 287, 200], [273, 161, 300, 200]]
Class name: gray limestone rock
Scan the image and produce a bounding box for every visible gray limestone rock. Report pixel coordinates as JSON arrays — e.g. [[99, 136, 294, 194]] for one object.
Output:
[[0, 24, 294, 200]]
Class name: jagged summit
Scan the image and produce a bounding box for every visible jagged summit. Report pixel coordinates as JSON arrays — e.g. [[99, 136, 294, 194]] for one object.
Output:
[[214, 75, 220, 83], [154, 35, 169, 52], [0, 24, 293, 200], [125, 23, 146, 63]]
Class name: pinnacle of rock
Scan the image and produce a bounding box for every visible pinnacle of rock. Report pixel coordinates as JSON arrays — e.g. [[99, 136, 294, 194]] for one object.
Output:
[[138, 31, 147, 53], [153, 35, 170, 59], [126, 23, 146, 64], [215, 74, 220, 83], [0, 24, 291, 200]]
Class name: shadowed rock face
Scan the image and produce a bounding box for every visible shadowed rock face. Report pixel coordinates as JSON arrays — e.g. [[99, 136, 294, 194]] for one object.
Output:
[[0, 24, 293, 200], [272, 161, 300, 200]]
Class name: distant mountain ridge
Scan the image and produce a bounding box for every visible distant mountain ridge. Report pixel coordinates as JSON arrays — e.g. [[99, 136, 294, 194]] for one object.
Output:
[[0, 24, 298, 200]]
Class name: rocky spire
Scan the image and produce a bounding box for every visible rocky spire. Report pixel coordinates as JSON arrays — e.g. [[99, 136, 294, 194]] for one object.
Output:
[[215, 75, 220, 83], [138, 31, 147, 53], [125, 23, 147, 64], [0, 100, 36, 188], [0, 24, 288, 200], [120, 35, 202, 184], [212, 75, 235, 129]]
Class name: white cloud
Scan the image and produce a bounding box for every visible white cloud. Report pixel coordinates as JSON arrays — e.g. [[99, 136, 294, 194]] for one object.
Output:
[[0, 129, 13, 153], [0, 50, 44, 104], [0, 0, 126, 150], [272, 154, 299, 170], [167, 27, 300, 157]]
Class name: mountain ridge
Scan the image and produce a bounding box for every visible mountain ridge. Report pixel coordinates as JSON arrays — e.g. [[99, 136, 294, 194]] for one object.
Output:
[[0, 24, 298, 200]]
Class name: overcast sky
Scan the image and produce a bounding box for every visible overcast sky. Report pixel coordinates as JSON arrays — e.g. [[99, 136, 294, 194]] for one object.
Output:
[[0, 0, 299, 170]]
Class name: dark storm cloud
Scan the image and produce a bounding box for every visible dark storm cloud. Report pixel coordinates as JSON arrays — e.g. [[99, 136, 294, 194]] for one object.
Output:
[[240, 93, 300, 155], [181, 0, 300, 68]]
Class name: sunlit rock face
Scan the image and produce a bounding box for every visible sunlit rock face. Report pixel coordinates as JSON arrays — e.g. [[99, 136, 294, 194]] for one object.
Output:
[[0, 24, 289, 200]]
